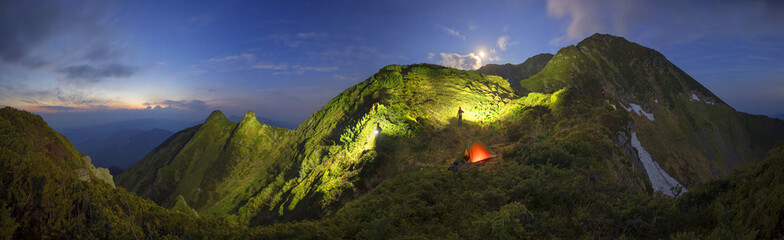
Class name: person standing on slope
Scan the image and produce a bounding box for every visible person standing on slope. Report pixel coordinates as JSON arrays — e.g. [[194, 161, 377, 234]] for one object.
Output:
[[457, 107, 464, 125]]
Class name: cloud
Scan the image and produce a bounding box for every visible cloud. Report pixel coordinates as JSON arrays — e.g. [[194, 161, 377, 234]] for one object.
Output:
[[297, 32, 327, 38], [39, 105, 79, 112], [186, 12, 214, 28], [260, 32, 328, 48], [0, 0, 127, 68], [546, 0, 784, 45], [468, 22, 478, 31], [0, 83, 122, 113], [208, 53, 256, 63], [144, 99, 209, 111], [547, 0, 606, 42], [202, 53, 258, 72], [82, 43, 124, 62], [497, 35, 510, 51], [297, 66, 338, 72], [252, 63, 288, 70], [265, 65, 339, 75], [427, 52, 435, 60], [57, 63, 138, 83], [438, 25, 466, 40], [439, 52, 482, 70], [484, 49, 501, 62], [0, 0, 60, 67], [202, 51, 338, 74]]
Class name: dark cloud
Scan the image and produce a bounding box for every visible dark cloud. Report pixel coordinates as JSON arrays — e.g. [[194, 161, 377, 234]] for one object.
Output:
[[57, 63, 138, 82], [39, 105, 78, 112], [82, 44, 123, 62], [54, 88, 108, 106], [1, 0, 130, 72], [163, 100, 208, 111], [0, 0, 60, 67]]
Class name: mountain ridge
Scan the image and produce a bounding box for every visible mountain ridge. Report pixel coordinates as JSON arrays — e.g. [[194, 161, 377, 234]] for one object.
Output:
[[4, 33, 784, 238], [522, 33, 784, 186], [117, 33, 784, 229], [476, 53, 554, 94]]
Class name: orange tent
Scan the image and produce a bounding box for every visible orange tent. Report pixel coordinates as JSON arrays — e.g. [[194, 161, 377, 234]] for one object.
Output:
[[469, 142, 492, 163]]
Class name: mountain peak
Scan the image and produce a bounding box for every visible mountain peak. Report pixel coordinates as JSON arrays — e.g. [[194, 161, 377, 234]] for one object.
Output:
[[239, 111, 260, 126], [582, 33, 628, 43], [205, 110, 227, 123]]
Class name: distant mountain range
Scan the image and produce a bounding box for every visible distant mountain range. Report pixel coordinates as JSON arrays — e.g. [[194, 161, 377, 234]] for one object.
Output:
[[57, 119, 192, 172], [58, 118, 193, 143], [75, 128, 174, 174]]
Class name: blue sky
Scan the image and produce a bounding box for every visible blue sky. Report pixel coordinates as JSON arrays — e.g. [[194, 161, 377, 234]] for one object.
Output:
[[1, 0, 782, 128]]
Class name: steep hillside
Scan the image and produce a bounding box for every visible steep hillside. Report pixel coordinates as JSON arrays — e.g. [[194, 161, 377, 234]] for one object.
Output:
[[0, 107, 246, 239], [116, 110, 297, 215], [118, 34, 784, 230], [521, 33, 784, 189], [676, 141, 784, 238], [477, 53, 553, 94], [247, 140, 784, 239], [119, 64, 527, 225], [5, 106, 783, 239]]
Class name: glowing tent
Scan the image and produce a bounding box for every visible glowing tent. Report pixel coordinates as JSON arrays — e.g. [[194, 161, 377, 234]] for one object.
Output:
[[469, 142, 492, 163]]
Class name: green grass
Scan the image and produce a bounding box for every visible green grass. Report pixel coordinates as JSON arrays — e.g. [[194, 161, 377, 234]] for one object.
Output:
[[5, 42, 784, 238], [0, 107, 249, 239], [106, 33, 784, 238], [515, 33, 784, 187]]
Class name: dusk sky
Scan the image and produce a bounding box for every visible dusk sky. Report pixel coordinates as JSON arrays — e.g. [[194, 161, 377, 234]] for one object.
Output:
[[1, 0, 782, 128]]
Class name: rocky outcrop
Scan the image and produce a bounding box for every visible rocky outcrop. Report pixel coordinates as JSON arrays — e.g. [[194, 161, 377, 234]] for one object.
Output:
[[74, 155, 115, 187]]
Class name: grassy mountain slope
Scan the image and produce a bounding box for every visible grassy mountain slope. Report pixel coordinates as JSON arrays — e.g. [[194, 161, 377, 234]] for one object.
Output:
[[248, 140, 784, 239], [520, 33, 784, 186], [477, 53, 553, 94], [5, 106, 783, 239], [117, 33, 784, 233], [119, 64, 525, 225], [0, 107, 249, 239], [7, 31, 784, 238], [676, 141, 784, 238]]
